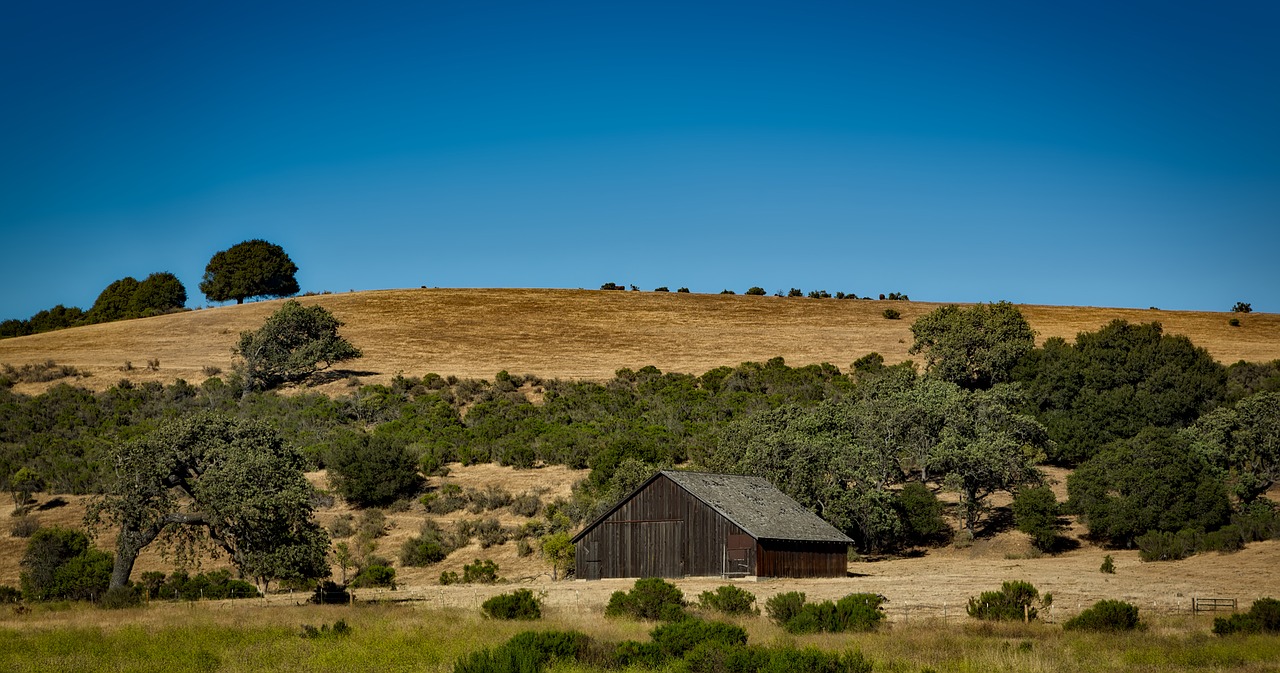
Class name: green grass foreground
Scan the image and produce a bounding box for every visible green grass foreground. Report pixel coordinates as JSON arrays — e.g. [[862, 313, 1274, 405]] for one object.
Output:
[[3, 603, 1280, 673]]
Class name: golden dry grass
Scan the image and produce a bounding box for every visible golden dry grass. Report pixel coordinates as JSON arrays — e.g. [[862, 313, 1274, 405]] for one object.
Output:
[[1, 288, 1276, 394]]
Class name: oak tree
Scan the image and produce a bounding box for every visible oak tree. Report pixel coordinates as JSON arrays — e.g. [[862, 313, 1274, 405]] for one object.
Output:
[[200, 239, 299, 304]]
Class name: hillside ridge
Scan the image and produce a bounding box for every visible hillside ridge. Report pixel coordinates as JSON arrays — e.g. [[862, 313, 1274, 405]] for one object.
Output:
[[2, 287, 1277, 394]]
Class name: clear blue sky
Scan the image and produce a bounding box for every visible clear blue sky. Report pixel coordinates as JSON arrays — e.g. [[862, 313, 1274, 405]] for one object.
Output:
[[3, 0, 1278, 320]]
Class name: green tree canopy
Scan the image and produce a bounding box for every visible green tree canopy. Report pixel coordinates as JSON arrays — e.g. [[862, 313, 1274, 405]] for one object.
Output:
[[130, 272, 187, 315], [86, 277, 141, 324], [908, 301, 1035, 390], [87, 414, 330, 590], [326, 433, 424, 507], [1014, 320, 1226, 465], [234, 300, 362, 394], [1067, 427, 1231, 547], [20, 527, 111, 601], [1183, 391, 1280, 504], [200, 239, 299, 304]]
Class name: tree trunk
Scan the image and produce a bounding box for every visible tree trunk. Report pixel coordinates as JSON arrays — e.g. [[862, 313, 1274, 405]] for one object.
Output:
[[111, 526, 161, 589], [237, 297, 244, 304]]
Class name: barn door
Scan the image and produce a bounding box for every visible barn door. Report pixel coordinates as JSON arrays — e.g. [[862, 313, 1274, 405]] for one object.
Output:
[[578, 538, 600, 580], [634, 521, 684, 578], [725, 534, 753, 576]]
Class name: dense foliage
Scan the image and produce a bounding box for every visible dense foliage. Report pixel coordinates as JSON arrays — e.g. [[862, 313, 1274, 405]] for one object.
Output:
[[909, 301, 1035, 390], [1067, 428, 1231, 547], [967, 580, 1050, 621], [1, 272, 186, 339], [1213, 598, 1280, 635], [481, 588, 543, 619], [235, 300, 363, 394], [1064, 600, 1141, 632], [19, 527, 112, 601], [200, 239, 300, 304], [1014, 320, 1226, 465], [605, 577, 686, 621]]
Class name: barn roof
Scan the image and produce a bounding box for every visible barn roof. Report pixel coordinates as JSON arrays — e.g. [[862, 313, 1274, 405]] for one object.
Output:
[[661, 471, 853, 544], [573, 470, 853, 544]]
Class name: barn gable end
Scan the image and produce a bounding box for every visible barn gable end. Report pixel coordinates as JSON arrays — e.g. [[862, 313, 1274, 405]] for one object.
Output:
[[572, 471, 851, 580]]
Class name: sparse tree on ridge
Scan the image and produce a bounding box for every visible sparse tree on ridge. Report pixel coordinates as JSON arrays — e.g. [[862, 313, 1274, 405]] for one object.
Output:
[[234, 300, 362, 394], [200, 239, 299, 304]]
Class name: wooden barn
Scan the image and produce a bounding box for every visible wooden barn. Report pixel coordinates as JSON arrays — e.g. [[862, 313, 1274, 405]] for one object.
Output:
[[572, 471, 852, 580]]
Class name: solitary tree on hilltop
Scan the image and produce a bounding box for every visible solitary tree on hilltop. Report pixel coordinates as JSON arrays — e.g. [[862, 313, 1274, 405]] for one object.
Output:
[[234, 300, 362, 394], [200, 239, 299, 304]]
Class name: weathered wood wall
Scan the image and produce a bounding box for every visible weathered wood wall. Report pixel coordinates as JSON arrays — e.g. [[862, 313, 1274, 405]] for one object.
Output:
[[576, 474, 848, 579], [756, 540, 848, 578], [576, 474, 750, 579]]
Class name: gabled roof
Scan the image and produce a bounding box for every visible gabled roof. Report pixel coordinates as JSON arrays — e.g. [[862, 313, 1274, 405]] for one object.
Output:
[[573, 470, 853, 544]]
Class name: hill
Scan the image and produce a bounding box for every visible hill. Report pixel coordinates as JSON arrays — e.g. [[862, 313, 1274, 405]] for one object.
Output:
[[2, 288, 1277, 393]]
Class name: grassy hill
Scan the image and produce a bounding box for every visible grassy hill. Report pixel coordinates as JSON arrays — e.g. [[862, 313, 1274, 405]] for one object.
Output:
[[2, 288, 1277, 393]]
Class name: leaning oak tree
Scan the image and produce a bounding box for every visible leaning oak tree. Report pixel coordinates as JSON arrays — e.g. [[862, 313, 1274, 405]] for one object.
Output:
[[200, 239, 300, 304], [86, 414, 330, 591], [235, 300, 362, 394]]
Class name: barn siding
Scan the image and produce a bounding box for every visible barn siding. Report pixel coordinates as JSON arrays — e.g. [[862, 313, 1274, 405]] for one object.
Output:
[[575, 472, 851, 580], [756, 540, 848, 578], [576, 474, 752, 579]]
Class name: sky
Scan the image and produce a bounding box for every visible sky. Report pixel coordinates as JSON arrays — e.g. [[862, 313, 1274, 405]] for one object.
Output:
[[3, 0, 1278, 320]]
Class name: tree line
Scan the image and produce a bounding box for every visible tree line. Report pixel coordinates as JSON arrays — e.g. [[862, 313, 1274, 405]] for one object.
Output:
[[1, 239, 298, 339]]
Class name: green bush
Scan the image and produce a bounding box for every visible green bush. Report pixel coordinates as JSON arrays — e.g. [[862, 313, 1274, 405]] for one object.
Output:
[[300, 620, 352, 638], [1136, 529, 1200, 561], [882, 308, 901, 320], [605, 577, 686, 621], [99, 585, 143, 610], [482, 589, 543, 620], [326, 434, 424, 507], [781, 594, 886, 634], [454, 630, 591, 673], [310, 580, 351, 604], [745, 287, 767, 296], [765, 591, 807, 626], [19, 527, 111, 602], [1064, 600, 1140, 631], [1100, 555, 1115, 574], [147, 570, 260, 600], [463, 559, 500, 584], [698, 585, 758, 615], [440, 571, 460, 585], [1214, 598, 1280, 635], [967, 581, 1048, 621], [400, 520, 455, 566], [896, 482, 948, 545], [1012, 486, 1062, 552], [350, 564, 396, 588], [651, 618, 747, 657]]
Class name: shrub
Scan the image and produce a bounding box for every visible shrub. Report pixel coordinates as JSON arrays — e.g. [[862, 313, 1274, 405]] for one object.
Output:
[[517, 538, 533, 557], [482, 588, 543, 620], [787, 288, 803, 297], [1229, 318, 1241, 327], [350, 564, 396, 588], [149, 569, 261, 600], [967, 581, 1048, 621], [699, 585, 758, 615], [600, 283, 625, 291], [463, 558, 500, 584], [1100, 555, 1115, 574], [745, 287, 767, 296], [783, 594, 886, 634], [327, 434, 424, 507], [1012, 486, 1062, 552], [300, 620, 352, 638], [651, 618, 747, 657], [510, 492, 543, 517], [720, 289, 736, 295], [677, 287, 690, 293], [400, 520, 454, 566], [605, 577, 686, 621], [765, 591, 807, 626], [10, 515, 39, 538], [356, 509, 389, 539], [896, 482, 948, 545], [612, 640, 667, 669], [19, 527, 111, 602], [476, 518, 508, 548], [1064, 600, 1140, 632], [310, 581, 351, 604], [439, 571, 460, 585], [0, 585, 22, 603], [1213, 598, 1280, 635], [654, 287, 669, 292], [328, 514, 355, 538], [423, 484, 467, 514], [99, 585, 143, 610], [882, 308, 901, 320], [1137, 529, 1200, 561]]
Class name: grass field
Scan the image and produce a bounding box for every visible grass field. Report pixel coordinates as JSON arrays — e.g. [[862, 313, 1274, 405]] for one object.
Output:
[[3, 600, 1279, 673], [2, 288, 1277, 394]]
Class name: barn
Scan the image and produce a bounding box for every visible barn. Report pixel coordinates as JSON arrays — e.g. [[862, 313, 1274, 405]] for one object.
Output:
[[572, 470, 852, 579]]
